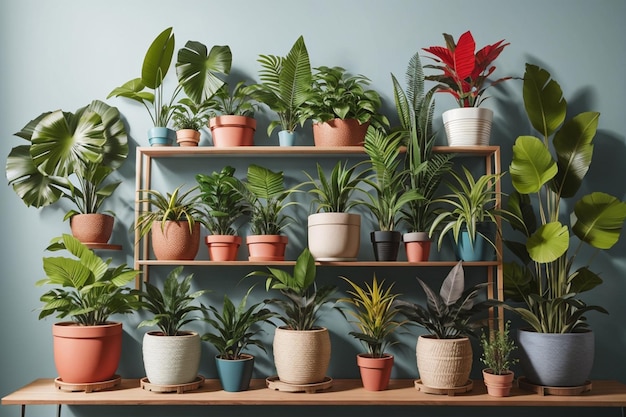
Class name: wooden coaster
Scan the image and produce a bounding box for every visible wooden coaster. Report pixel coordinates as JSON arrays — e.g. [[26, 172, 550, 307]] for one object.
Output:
[[517, 376, 592, 396], [414, 379, 473, 396], [266, 376, 333, 393], [55, 375, 121, 393], [140, 375, 205, 393]]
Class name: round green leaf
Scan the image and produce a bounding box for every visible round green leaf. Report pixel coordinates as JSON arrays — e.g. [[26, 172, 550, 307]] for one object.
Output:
[[510, 135, 557, 194], [527, 221, 569, 263], [572, 192, 626, 249]]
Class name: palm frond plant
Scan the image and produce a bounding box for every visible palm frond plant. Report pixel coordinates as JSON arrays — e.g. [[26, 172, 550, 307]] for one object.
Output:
[[247, 35, 312, 137], [504, 64, 626, 334], [201, 287, 276, 360], [205, 81, 258, 117], [338, 275, 403, 358], [301, 160, 367, 214]]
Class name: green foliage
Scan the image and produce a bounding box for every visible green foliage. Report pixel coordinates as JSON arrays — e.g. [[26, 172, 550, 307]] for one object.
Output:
[[135, 266, 207, 336], [172, 98, 210, 130], [108, 27, 232, 127], [247, 35, 312, 136], [359, 129, 422, 231], [302, 65, 389, 128], [205, 81, 258, 117], [196, 166, 250, 235], [37, 234, 139, 326], [394, 261, 495, 339], [392, 52, 454, 232], [135, 185, 207, 240], [201, 287, 276, 360], [504, 64, 626, 333], [479, 321, 518, 375], [338, 276, 404, 357], [248, 248, 336, 330], [301, 160, 367, 213], [6, 100, 128, 219]]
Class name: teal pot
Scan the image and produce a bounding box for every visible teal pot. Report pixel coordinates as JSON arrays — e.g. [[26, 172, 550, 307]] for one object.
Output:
[[370, 231, 401, 261], [278, 130, 296, 146], [517, 329, 594, 387], [215, 354, 255, 392], [148, 127, 175, 146], [454, 223, 495, 261]]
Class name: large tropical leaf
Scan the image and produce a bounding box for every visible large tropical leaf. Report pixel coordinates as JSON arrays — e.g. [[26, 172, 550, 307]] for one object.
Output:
[[279, 35, 312, 111], [245, 164, 285, 200], [88, 100, 128, 170], [552, 111, 600, 198], [571, 192, 626, 249], [6, 145, 62, 207], [527, 221, 569, 263], [141, 27, 175, 90], [522, 64, 567, 137], [510, 135, 557, 194], [176, 41, 232, 104], [439, 260, 464, 305]]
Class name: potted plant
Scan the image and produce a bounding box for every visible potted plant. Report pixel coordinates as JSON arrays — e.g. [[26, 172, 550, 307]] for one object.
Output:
[[422, 30, 510, 146], [195, 166, 250, 261], [108, 27, 232, 146], [301, 160, 367, 261], [135, 185, 207, 261], [394, 261, 495, 391], [358, 128, 422, 261], [37, 234, 139, 384], [479, 320, 518, 397], [201, 287, 276, 392], [247, 35, 312, 146], [428, 166, 510, 261], [302, 65, 389, 146], [247, 248, 336, 385], [231, 164, 298, 261], [503, 64, 626, 388], [135, 266, 207, 387], [392, 52, 454, 261], [172, 98, 210, 146], [338, 276, 403, 391], [6, 100, 128, 245], [206, 81, 258, 147]]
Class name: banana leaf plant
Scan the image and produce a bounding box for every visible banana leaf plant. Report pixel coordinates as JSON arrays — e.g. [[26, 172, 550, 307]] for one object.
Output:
[[108, 27, 232, 127], [247, 35, 313, 137], [6, 100, 128, 220], [503, 64, 626, 333]]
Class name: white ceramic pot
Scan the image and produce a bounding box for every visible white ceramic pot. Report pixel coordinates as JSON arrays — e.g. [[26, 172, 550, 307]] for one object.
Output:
[[442, 107, 493, 146], [307, 212, 360, 261]]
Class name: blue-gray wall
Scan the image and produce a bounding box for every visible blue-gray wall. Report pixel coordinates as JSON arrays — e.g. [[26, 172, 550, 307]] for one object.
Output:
[[1, 1, 625, 416]]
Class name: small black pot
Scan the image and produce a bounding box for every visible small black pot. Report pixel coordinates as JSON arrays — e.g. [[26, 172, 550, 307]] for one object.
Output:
[[370, 231, 401, 261]]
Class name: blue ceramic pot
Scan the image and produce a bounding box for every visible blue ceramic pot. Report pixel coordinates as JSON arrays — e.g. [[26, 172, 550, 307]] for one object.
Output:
[[278, 130, 296, 146], [215, 354, 255, 392], [148, 127, 175, 146], [454, 223, 495, 261]]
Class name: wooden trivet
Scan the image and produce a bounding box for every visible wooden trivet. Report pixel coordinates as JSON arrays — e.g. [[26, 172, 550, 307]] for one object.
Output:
[[414, 379, 473, 396], [517, 377, 592, 396], [140, 375, 205, 393], [54, 375, 121, 393], [266, 376, 333, 393]]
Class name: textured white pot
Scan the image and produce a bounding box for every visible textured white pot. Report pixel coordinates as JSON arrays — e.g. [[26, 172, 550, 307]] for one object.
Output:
[[142, 331, 201, 385], [273, 327, 331, 385], [308, 213, 361, 261], [442, 107, 493, 146]]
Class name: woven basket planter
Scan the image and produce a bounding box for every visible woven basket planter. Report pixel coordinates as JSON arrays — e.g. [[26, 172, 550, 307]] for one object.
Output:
[[273, 327, 331, 385], [416, 335, 473, 389], [142, 331, 201, 386]]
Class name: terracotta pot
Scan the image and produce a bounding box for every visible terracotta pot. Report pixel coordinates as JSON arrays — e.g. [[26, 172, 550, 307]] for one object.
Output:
[[357, 353, 394, 391], [142, 331, 201, 385], [442, 107, 493, 146], [176, 129, 201, 147], [416, 335, 473, 389], [403, 232, 431, 262], [273, 327, 331, 385], [246, 234, 288, 261], [483, 369, 515, 397], [205, 235, 242, 261], [307, 212, 360, 261], [209, 115, 256, 147], [151, 221, 200, 261], [70, 213, 114, 244], [52, 322, 122, 384], [312, 118, 369, 147]]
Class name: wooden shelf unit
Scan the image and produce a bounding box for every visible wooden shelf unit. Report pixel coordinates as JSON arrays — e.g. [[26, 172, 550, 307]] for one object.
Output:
[[3, 378, 626, 414]]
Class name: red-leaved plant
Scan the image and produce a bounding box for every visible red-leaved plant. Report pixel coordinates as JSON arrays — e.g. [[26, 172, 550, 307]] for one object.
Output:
[[423, 31, 510, 107]]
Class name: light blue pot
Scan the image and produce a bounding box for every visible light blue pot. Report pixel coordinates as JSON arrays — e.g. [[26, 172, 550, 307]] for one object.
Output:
[[454, 223, 495, 261], [278, 130, 296, 146], [215, 354, 255, 392], [148, 127, 175, 146]]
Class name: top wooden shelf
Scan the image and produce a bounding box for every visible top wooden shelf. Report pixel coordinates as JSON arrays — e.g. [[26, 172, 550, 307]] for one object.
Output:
[[137, 145, 500, 158]]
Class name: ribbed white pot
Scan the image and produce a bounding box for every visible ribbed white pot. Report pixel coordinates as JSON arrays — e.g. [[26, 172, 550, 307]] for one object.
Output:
[[142, 331, 201, 385], [308, 213, 361, 261], [442, 107, 493, 146], [273, 327, 331, 385], [416, 335, 473, 389]]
